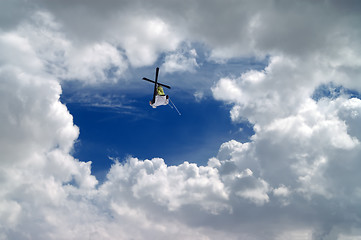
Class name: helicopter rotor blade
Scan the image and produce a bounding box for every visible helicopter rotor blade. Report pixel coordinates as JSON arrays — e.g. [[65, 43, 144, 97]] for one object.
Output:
[[142, 77, 171, 89]]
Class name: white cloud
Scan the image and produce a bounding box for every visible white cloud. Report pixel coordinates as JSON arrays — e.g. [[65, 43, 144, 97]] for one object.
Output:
[[210, 22, 361, 233], [162, 48, 199, 73], [19, 9, 183, 81], [193, 90, 204, 102], [234, 174, 270, 206], [118, 17, 182, 67], [65, 42, 126, 84], [0, 20, 99, 238], [14, 11, 128, 84], [107, 158, 230, 213], [273, 184, 290, 197]]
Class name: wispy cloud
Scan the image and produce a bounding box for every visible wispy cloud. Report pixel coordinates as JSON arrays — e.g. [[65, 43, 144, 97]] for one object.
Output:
[[63, 92, 135, 110]]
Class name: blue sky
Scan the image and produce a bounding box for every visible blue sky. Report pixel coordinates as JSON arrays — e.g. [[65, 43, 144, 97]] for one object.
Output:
[[2, 1, 361, 239], [60, 57, 264, 181]]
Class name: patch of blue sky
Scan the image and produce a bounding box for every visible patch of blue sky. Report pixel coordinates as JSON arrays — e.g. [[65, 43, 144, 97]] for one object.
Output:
[[62, 94, 254, 182], [312, 82, 361, 101], [60, 54, 263, 182]]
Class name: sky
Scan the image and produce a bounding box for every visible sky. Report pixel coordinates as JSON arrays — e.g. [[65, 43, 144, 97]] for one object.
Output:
[[1, 0, 361, 239]]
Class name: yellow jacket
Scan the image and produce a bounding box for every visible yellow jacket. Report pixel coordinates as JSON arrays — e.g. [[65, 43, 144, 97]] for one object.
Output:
[[157, 86, 165, 96]]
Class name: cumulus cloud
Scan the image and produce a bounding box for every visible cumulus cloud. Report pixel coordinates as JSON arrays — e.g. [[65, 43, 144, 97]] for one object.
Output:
[[210, 42, 361, 240], [106, 157, 230, 213], [12, 11, 128, 84], [118, 17, 182, 67], [0, 24, 99, 239], [19, 1, 183, 69]]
